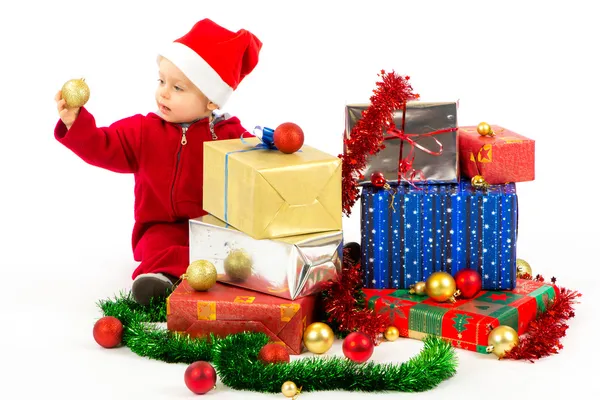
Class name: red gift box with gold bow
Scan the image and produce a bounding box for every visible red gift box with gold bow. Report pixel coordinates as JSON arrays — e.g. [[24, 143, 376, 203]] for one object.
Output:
[[458, 125, 535, 184], [166, 281, 316, 355]]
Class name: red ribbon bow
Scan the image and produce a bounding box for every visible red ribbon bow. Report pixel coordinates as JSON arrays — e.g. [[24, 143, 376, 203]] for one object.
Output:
[[383, 106, 457, 188]]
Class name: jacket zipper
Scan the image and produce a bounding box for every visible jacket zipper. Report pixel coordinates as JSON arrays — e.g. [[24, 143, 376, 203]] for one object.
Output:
[[209, 116, 218, 140], [170, 126, 188, 216], [181, 128, 188, 145]]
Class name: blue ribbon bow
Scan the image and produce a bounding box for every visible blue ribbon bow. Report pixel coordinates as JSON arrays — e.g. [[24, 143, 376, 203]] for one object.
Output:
[[240, 126, 278, 150]]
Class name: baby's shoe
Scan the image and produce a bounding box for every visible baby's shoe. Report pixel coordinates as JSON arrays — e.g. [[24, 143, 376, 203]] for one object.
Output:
[[132, 273, 179, 306]]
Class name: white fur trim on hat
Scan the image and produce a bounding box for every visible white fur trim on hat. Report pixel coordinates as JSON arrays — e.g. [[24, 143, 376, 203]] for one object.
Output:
[[158, 42, 233, 107]]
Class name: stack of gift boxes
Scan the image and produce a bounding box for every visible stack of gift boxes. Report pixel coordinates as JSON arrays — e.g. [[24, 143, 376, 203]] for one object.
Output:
[[166, 100, 548, 356], [345, 101, 553, 353], [165, 136, 344, 355]]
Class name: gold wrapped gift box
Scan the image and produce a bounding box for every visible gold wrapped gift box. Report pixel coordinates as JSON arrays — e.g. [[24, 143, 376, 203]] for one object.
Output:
[[203, 137, 342, 240]]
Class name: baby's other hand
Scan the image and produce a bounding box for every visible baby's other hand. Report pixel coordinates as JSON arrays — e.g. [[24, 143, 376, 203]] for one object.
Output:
[[55, 90, 80, 130]]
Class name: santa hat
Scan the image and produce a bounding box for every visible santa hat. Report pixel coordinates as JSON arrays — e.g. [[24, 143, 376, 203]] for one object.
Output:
[[158, 19, 262, 107]]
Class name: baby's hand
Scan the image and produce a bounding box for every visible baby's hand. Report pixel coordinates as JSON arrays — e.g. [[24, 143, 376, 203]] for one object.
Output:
[[55, 90, 80, 130]]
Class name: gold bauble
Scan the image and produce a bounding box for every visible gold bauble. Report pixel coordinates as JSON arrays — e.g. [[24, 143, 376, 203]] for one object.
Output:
[[224, 249, 253, 282], [303, 322, 334, 354], [425, 272, 457, 302], [384, 326, 400, 341], [477, 122, 495, 137], [61, 78, 90, 108], [516, 259, 533, 279], [409, 281, 427, 295], [487, 325, 519, 358], [184, 260, 217, 291], [281, 381, 299, 398], [471, 175, 489, 189]]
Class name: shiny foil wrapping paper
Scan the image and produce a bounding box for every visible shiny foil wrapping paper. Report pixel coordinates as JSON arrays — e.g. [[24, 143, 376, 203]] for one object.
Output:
[[458, 125, 535, 184], [203, 137, 342, 240], [189, 214, 343, 300], [345, 101, 459, 185], [166, 281, 317, 354]]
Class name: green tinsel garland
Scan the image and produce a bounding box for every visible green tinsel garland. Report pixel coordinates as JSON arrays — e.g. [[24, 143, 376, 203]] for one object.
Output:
[[98, 292, 458, 393]]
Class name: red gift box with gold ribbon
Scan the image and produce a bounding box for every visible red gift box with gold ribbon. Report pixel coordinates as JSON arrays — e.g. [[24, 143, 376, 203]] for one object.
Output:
[[166, 281, 316, 354], [458, 125, 535, 184]]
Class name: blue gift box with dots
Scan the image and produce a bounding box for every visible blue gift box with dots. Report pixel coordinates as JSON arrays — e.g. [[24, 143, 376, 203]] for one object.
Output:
[[360, 180, 518, 290]]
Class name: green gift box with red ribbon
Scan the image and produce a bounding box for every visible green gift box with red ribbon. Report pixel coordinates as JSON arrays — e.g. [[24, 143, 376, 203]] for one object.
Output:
[[364, 279, 558, 353]]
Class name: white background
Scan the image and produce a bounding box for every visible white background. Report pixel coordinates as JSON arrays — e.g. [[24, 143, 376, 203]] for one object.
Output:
[[1, 0, 598, 399]]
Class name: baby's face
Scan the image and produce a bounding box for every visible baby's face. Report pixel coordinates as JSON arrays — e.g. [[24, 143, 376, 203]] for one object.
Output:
[[155, 58, 213, 123]]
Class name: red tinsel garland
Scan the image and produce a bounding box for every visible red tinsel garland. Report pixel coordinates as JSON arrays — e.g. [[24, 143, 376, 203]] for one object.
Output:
[[339, 70, 419, 216], [320, 249, 388, 344], [503, 275, 582, 362]]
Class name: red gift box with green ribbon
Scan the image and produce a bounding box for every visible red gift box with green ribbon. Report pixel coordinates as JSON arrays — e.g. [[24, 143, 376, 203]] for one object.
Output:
[[364, 279, 558, 353]]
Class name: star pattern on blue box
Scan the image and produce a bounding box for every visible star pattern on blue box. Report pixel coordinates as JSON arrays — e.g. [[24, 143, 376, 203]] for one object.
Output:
[[361, 180, 517, 291]]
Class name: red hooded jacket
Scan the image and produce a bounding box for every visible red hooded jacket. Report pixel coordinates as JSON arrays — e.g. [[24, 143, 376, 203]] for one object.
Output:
[[55, 107, 251, 278]]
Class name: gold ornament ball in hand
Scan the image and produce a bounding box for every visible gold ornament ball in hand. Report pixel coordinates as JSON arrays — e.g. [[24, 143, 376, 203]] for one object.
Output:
[[61, 78, 90, 108], [224, 249, 253, 282], [185, 260, 217, 291], [425, 272, 457, 302], [384, 326, 400, 341], [281, 381, 299, 398], [516, 259, 533, 279], [487, 325, 519, 358], [476, 122, 494, 136], [303, 322, 334, 354]]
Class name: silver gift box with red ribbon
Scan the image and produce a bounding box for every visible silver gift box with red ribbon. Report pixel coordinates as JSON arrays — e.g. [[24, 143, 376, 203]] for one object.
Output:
[[344, 101, 459, 185]]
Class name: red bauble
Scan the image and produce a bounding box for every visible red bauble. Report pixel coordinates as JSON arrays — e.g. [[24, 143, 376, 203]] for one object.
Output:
[[454, 269, 483, 299], [342, 332, 374, 363], [257, 343, 290, 364], [184, 361, 217, 395], [93, 316, 123, 348], [273, 122, 304, 154], [370, 172, 386, 188]]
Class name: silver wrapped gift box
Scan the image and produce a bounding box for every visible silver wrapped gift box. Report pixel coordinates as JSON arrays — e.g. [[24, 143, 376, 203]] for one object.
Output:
[[189, 214, 343, 300], [345, 101, 459, 185]]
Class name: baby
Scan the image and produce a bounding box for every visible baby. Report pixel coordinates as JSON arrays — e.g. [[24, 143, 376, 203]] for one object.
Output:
[[54, 19, 262, 305]]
